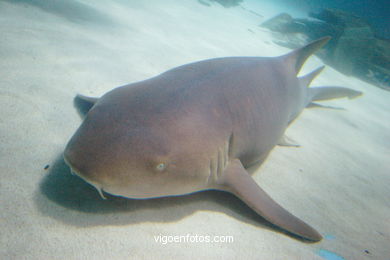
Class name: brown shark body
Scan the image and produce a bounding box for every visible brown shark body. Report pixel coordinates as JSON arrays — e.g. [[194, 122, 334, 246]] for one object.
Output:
[[64, 37, 362, 242]]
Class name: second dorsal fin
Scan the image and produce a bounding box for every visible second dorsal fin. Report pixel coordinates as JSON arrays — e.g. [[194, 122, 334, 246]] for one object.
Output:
[[298, 66, 325, 88]]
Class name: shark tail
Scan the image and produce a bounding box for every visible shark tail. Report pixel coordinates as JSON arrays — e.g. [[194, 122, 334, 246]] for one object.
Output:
[[308, 86, 363, 102]]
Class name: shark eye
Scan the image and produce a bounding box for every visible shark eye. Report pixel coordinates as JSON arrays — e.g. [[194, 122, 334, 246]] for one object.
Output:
[[156, 163, 166, 171]]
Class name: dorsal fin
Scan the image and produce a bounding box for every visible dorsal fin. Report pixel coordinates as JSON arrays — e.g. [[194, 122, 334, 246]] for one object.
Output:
[[76, 94, 99, 105], [74, 94, 99, 118], [283, 36, 331, 75], [298, 66, 325, 87]]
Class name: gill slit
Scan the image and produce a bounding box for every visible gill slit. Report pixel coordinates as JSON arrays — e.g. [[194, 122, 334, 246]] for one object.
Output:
[[207, 134, 232, 185]]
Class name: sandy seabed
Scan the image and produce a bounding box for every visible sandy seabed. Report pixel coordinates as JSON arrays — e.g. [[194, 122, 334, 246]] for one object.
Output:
[[0, 0, 389, 259]]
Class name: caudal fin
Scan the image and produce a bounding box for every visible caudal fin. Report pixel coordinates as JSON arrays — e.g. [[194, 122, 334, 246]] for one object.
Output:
[[308, 86, 363, 102]]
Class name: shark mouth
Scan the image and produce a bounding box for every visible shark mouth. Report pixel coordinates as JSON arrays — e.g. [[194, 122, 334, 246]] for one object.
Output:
[[69, 169, 107, 200]]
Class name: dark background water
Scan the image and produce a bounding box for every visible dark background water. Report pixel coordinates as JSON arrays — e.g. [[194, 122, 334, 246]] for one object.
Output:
[[280, 0, 389, 39]]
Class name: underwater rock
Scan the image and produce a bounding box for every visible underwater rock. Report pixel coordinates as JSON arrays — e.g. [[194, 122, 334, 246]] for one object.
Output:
[[271, 32, 309, 50], [363, 38, 390, 90], [332, 27, 375, 75], [209, 0, 243, 8], [261, 13, 293, 32], [310, 8, 368, 29], [197, 0, 211, 7], [260, 9, 390, 90]]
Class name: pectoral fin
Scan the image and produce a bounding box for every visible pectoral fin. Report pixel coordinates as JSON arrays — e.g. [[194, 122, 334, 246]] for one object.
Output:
[[218, 159, 322, 242]]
